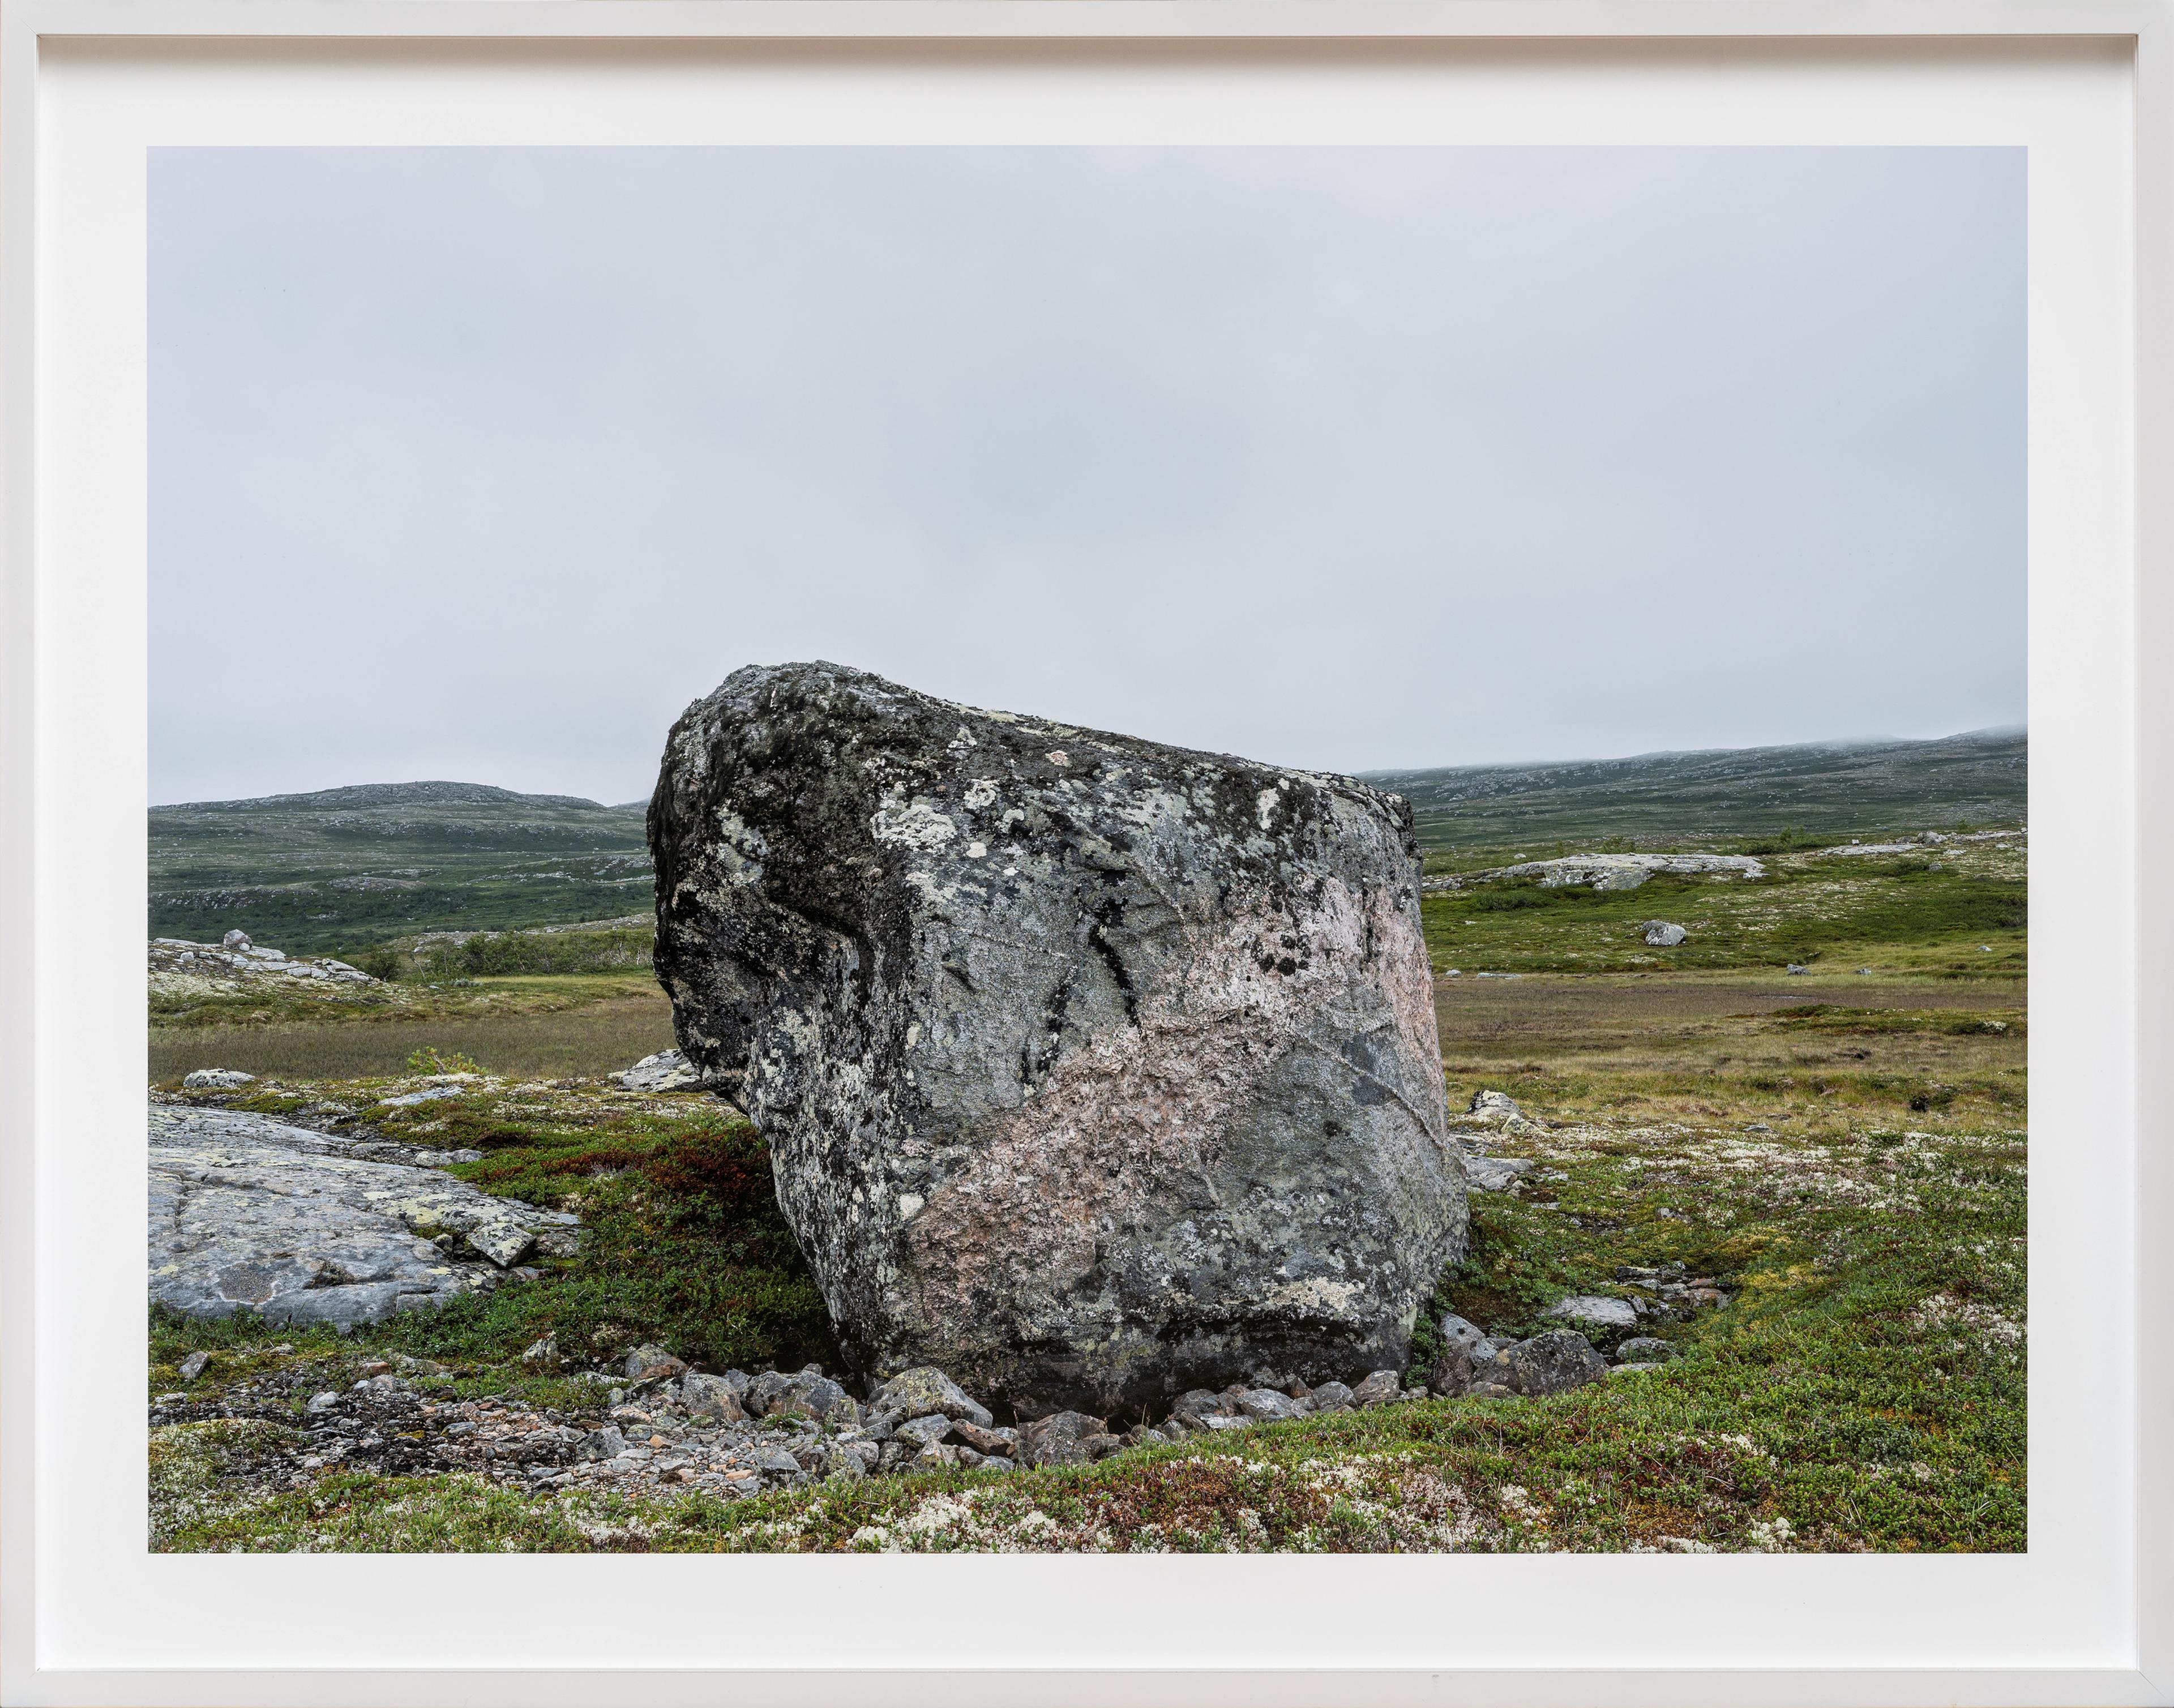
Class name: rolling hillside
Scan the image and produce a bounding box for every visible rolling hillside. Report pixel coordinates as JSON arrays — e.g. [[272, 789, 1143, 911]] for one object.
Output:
[[1364, 728, 2026, 853], [149, 782, 651, 953], [150, 728, 2026, 952]]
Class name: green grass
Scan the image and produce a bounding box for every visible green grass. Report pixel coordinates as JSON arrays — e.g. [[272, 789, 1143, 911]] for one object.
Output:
[[153, 1112, 2017, 1547], [147, 803, 2028, 1554], [1423, 849, 2026, 979]]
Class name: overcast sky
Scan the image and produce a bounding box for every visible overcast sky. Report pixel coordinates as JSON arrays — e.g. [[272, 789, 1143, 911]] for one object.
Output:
[[151, 147, 2024, 807]]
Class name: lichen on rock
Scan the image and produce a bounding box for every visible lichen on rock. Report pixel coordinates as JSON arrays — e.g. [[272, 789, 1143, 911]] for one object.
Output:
[[649, 661, 1466, 1416]]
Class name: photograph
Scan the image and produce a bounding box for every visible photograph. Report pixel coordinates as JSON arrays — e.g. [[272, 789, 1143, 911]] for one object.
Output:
[[144, 144, 2027, 1555]]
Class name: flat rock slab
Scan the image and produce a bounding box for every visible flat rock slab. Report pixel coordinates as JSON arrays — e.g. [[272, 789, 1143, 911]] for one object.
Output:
[[148, 1106, 577, 1329]]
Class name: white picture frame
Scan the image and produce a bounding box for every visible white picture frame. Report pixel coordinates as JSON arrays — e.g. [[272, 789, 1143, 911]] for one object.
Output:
[[2, 4, 2167, 1704]]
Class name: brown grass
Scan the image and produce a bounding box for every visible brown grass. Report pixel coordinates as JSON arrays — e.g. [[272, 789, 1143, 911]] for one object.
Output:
[[147, 995, 675, 1082], [1435, 974, 2024, 1131]]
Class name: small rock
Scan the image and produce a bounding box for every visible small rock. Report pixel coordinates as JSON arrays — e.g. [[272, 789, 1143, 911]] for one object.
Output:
[[1542, 1295, 1640, 1330], [893, 1413, 954, 1450], [1786, 964, 1811, 975], [520, 1335, 557, 1365], [619, 1048, 707, 1093], [824, 1446, 868, 1481], [1081, 1432, 1125, 1461], [681, 1372, 746, 1423], [1744, 1122, 1774, 1133], [1307, 1380, 1355, 1413], [221, 930, 253, 950], [624, 1344, 688, 1383], [1017, 1410, 1110, 1467], [1467, 1089, 1522, 1124], [1439, 1313, 1488, 1353], [1493, 1330, 1609, 1396], [1350, 1370, 1404, 1409], [1173, 1388, 1231, 1418], [871, 1367, 994, 1430], [1235, 1388, 1307, 1422], [1641, 921, 1687, 948], [1466, 1156, 1535, 1192], [305, 1391, 340, 1414], [1427, 1343, 1475, 1398], [1610, 1362, 1664, 1375], [1615, 1337, 1678, 1363], [580, 1426, 628, 1460], [177, 1350, 211, 1381], [182, 1069, 255, 1090], [1200, 1414, 1256, 1432], [949, 1420, 1018, 1457]]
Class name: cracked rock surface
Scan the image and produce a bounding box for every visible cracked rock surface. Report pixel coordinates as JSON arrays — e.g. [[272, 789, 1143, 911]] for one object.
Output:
[[649, 661, 1466, 1416], [149, 1106, 577, 1329]]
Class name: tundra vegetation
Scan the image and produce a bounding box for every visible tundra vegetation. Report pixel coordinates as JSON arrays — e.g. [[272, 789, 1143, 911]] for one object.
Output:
[[147, 810, 2024, 1552]]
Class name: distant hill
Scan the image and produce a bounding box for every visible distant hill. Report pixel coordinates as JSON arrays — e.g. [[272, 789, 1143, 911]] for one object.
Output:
[[1364, 728, 2026, 853], [150, 730, 2027, 951], [149, 781, 651, 953]]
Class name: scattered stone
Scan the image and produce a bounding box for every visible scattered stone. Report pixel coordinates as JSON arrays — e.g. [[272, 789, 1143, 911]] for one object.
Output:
[[1786, 964, 1811, 975], [623, 1343, 688, 1384], [681, 1372, 746, 1422], [1641, 921, 1687, 948], [222, 930, 253, 949], [1426, 1342, 1475, 1398], [1615, 1337, 1679, 1364], [871, 1367, 995, 1430], [1542, 1295, 1640, 1330], [520, 1335, 558, 1365], [148, 1106, 578, 1328], [1017, 1410, 1110, 1467], [949, 1420, 1018, 1457], [1744, 1122, 1774, 1133], [305, 1391, 340, 1414], [177, 1350, 211, 1381], [1235, 1388, 1308, 1422], [1488, 1330, 1609, 1396], [769, 1372, 859, 1426], [379, 1085, 468, 1109], [1424, 853, 1764, 894], [1307, 1380, 1355, 1413], [1350, 1370, 1404, 1409], [649, 661, 1466, 1416], [1466, 1156, 1536, 1192], [1466, 1089, 1521, 1124], [182, 1069, 256, 1090], [1440, 1313, 1488, 1353], [619, 1048, 706, 1093], [1174, 1388, 1232, 1419], [152, 938, 376, 994]]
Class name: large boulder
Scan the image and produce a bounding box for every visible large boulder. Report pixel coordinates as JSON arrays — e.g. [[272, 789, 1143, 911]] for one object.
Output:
[[649, 662, 1466, 1416]]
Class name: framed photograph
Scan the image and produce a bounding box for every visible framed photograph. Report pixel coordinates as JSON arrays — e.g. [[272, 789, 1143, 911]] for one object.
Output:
[[2, 2, 2167, 1703]]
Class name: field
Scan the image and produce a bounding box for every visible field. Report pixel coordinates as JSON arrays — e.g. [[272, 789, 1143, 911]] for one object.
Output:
[[149, 782, 649, 953], [147, 813, 2027, 1553]]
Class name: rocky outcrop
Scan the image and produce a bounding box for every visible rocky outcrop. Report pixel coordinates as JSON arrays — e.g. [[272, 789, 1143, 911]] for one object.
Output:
[[649, 662, 1465, 1416], [619, 1048, 705, 1093], [1423, 853, 1764, 894], [151, 937, 376, 987], [148, 1107, 577, 1329]]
